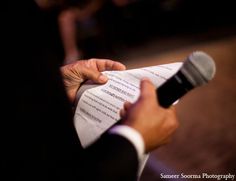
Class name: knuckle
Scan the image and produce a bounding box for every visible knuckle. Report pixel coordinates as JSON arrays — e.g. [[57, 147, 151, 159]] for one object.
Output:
[[87, 58, 96, 65], [88, 58, 96, 62], [168, 119, 179, 130]]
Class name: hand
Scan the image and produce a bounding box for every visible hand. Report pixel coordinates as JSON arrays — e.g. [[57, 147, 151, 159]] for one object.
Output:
[[120, 78, 179, 153], [60, 58, 126, 103]]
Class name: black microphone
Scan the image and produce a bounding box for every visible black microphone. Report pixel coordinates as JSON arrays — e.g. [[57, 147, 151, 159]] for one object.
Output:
[[157, 51, 216, 108]]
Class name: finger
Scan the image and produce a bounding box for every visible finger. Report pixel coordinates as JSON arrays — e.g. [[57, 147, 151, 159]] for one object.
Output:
[[124, 101, 132, 111], [72, 59, 103, 83], [168, 106, 179, 129], [81, 67, 108, 84], [169, 105, 177, 113], [96, 59, 126, 71], [120, 101, 132, 117], [82, 59, 125, 84], [109, 61, 126, 71], [120, 108, 126, 118], [140, 78, 156, 99], [91, 72, 108, 84]]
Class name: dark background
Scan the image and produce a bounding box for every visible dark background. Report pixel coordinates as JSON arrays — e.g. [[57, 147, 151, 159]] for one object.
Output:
[[77, 0, 236, 58]]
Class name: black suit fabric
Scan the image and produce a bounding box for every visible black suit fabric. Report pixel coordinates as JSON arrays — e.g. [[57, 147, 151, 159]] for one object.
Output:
[[1, 1, 138, 180]]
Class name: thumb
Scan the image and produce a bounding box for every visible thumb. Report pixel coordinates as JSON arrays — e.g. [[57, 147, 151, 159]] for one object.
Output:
[[82, 68, 108, 84], [140, 78, 156, 100]]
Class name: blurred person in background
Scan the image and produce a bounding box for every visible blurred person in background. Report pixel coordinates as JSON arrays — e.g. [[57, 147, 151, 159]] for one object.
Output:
[[58, 0, 136, 65], [2, 0, 178, 180]]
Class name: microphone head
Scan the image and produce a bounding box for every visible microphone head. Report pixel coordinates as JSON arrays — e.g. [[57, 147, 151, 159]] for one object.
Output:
[[182, 51, 216, 86]]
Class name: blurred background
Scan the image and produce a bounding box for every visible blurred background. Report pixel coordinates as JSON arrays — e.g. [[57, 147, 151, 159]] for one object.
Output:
[[59, 0, 236, 61], [59, 0, 236, 180]]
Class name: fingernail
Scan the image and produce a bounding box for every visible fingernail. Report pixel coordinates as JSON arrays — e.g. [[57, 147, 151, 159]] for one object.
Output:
[[99, 75, 108, 82]]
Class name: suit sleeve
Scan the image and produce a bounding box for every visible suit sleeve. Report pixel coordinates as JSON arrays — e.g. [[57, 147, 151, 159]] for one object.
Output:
[[2, 1, 139, 181], [82, 133, 139, 181]]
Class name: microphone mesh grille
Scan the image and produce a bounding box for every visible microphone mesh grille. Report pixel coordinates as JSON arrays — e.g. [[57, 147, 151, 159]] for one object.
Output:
[[189, 51, 216, 81], [181, 51, 216, 87]]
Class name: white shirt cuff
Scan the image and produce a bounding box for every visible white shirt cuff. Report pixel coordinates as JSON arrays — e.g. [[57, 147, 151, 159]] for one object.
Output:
[[108, 125, 145, 160]]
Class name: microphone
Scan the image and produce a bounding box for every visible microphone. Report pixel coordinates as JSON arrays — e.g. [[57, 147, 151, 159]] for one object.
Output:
[[157, 51, 216, 108]]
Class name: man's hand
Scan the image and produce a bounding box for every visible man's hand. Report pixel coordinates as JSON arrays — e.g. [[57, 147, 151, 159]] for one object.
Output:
[[120, 78, 179, 153], [60, 59, 126, 103]]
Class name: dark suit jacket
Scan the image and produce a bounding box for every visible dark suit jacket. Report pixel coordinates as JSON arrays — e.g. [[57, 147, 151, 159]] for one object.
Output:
[[2, 1, 138, 180]]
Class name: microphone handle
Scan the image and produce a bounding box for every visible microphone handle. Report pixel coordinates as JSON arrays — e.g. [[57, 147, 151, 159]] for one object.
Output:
[[157, 71, 194, 108]]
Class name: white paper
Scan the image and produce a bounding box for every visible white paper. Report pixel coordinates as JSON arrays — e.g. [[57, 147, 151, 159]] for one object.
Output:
[[73, 62, 183, 176]]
